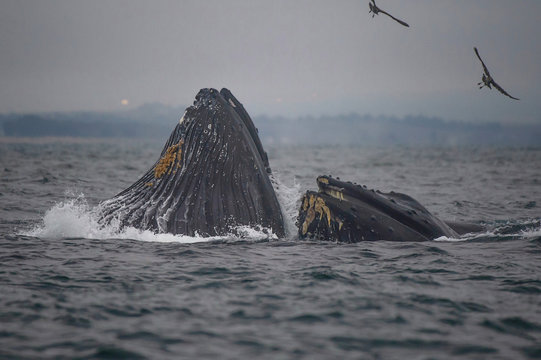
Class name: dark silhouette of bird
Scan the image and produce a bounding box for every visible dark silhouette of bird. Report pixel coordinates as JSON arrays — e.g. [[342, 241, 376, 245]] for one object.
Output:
[[368, 0, 409, 27], [474, 47, 519, 100]]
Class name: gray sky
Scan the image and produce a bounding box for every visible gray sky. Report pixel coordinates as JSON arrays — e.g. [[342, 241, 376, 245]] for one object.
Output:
[[1, 0, 540, 123]]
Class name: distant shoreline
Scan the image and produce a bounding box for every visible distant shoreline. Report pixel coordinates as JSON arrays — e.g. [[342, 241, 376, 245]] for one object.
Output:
[[1, 111, 540, 146]]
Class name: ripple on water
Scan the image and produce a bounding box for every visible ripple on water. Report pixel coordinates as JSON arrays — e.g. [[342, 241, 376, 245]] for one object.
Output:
[[423, 246, 450, 255], [89, 346, 147, 360], [395, 275, 442, 287], [288, 313, 326, 324], [229, 309, 272, 321], [501, 279, 541, 294], [330, 336, 448, 352], [188, 267, 232, 276], [500, 317, 541, 332], [53, 314, 92, 329], [116, 330, 185, 345], [95, 305, 152, 318], [480, 318, 541, 347], [188, 281, 227, 290], [358, 249, 381, 259], [521, 345, 541, 359], [409, 295, 492, 313], [305, 268, 359, 285], [461, 275, 497, 281], [399, 266, 458, 275], [451, 344, 498, 356]]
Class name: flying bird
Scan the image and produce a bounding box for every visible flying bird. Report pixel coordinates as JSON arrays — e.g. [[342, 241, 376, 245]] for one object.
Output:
[[368, 0, 409, 27], [474, 47, 519, 100]]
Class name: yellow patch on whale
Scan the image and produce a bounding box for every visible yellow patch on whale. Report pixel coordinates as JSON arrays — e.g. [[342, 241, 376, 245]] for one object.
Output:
[[301, 194, 332, 235], [302, 196, 309, 211], [314, 197, 331, 227], [154, 139, 184, 179], [326, 188, 344, 201]]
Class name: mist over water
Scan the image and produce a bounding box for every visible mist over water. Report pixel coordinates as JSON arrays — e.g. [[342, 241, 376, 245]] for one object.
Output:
[[1, 139, 540, 359]]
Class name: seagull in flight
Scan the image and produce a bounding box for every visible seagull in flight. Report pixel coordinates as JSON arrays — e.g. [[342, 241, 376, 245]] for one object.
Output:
[[474, 47, 519, 100], [368, 0, 409, 28]]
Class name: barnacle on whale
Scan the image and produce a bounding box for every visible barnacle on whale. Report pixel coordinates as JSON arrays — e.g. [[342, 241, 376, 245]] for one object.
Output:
[[154, 140, 184, 179]]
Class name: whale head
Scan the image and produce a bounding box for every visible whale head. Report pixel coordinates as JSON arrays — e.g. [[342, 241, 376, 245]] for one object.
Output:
[[99, 88, 285, 237], [297, 175, 457, 242]]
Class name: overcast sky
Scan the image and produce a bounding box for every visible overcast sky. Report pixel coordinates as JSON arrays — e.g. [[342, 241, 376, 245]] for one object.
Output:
[[1, 0, 540, 123]]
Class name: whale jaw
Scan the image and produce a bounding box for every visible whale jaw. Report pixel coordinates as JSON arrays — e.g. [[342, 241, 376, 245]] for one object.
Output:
[[99, 88, 285, 237]]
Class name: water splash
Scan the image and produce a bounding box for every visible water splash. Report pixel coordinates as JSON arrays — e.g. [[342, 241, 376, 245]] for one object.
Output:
[[271, 172, 302, 238], [23, 191, 539, 244], [24, 193, 278, 244], [25, 193, 111, 240], [435, 219, 541, 242]]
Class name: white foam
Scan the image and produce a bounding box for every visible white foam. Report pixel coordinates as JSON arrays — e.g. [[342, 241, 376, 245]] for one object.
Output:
[[25, 193, 112, 240], [24, 193, 278, 244], [434, 235, 478, 242], [435, 221, 541, 242], [520, 227, 541, 239], [271, 172, 302, 238]]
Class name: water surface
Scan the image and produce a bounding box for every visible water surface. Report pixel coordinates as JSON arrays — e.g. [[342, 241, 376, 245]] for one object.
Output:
[[1, 139, 540, 359]]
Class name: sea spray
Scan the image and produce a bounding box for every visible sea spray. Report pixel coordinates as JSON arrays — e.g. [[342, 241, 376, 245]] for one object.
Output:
[[271, 172, 302, 239], [25, 193, 280, 243], [26, 193, 111, 239]]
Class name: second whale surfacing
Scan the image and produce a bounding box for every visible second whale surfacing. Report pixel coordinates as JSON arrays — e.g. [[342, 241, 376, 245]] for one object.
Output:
[[98, 88, 285, 237], [297, 176, 483, 242]]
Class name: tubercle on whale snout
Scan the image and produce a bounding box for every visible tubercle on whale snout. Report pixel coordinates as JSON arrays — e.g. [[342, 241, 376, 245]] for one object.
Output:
[[192, 88, 221, 109]]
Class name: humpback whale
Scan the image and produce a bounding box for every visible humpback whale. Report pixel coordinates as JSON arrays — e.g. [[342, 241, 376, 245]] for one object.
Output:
[[474, 47, 519, 100], [99, 88, 285, 237], [297, 176, 482, 242]]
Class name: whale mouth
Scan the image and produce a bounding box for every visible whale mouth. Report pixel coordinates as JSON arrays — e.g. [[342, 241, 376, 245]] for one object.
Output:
[[299, 176, 458, 242], [99, 88, 285, 237]]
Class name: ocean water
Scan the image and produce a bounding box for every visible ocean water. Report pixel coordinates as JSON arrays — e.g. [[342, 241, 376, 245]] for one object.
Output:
[[1, 138, 540, 359]]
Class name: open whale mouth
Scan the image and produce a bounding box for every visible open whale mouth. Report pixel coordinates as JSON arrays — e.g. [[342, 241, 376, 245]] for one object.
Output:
[[99, 88, 285, 237], [298, 175, 458, 242]]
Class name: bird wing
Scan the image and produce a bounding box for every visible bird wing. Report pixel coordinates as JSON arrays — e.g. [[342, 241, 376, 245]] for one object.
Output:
[[474, 47, 491, 77], [371, 0, 376, 6], [491, 80, 519, 100], [379, 9, 410, 27]]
